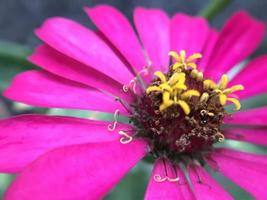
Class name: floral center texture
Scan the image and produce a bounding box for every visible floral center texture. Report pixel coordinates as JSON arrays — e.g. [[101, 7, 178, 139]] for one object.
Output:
[[130, 50, 244, 163]]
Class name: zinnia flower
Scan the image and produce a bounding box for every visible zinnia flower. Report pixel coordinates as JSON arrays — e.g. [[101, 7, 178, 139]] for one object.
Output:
[[1, 4, 267, 200]]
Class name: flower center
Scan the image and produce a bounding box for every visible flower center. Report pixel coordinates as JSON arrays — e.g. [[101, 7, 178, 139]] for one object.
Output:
[[131, 50, 244, 162]]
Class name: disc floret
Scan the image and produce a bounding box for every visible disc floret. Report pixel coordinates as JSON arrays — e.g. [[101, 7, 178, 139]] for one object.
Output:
[[131, 50, 244, 163]]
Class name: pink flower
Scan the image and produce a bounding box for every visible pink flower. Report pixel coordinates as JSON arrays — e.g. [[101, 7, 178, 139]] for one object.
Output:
[[1, 4, 267, 200]]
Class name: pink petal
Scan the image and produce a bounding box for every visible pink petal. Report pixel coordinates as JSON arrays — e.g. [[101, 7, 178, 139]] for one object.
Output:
[[204, 11, 266, 81], [35, 17, 134, 85], [198, 29, 219, 72], [134, 7, 170, 72], [85, 5, 147, 73], [175, 166, 195, 200], [4, 70, 128, 114], [188, 165, 233, 200], [5, 140, 148, 200], [224, 107, 267, 126], [170, 13, 209, 57], [214, 148, 267, 166], [29, 44, 133, 101], [144, 159, 194, 200], [208, 151, 267, 199], [228, 55, 267, 99], [0, 114, 131, 173], [224, 128, 267, 146]]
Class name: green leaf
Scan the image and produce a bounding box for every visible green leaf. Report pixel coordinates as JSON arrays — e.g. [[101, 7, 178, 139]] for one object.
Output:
[[104, 161, 152, 200], [0, 41, 31, 60], [0, 174, 13, 197], [215, 139, 267, 154], [47, 108, 130, 123], [205, 165, 253, 200], [0, 41, 35, 91], [199, 0, 232, 21]]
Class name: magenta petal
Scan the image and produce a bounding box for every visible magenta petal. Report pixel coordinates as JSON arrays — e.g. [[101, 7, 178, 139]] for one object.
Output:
[[134, 7, 170, 72], [144, 159, 194, 200], [29, 45, 133, 101], [208, 151, 267, 199], [0, 114, 131, 173], [5, 140, 148, 200], [35, 17, 134, 85], [224, 128, 267, 146], [214, 148, 267, 167], [224, 107, 267, 126], [228, 55, 267, 99], [188, 165, 233, 200], [4, 70, 128, 114], [197, 29, 218, 72], [85, 5, 147, 73], [170, 13, 209, 56], [205, 11, 265, 81]]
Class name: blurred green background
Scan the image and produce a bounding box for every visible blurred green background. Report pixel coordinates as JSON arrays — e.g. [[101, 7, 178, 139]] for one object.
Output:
[[0, 0, 267, 199]]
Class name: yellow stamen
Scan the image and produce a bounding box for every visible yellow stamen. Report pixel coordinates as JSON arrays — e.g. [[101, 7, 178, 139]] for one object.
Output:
[[168, 72, 185, 85], [168, 51, 181, 61], [219, 74, 228, 90], [169, 50, 202, 70], [146, 72, 187, 96], [160, 92, 174, 111], [162, 91, 170, 103], [171, 73, 187, 90], [160, 102, 173, 111], [160, 83, 173, 92], [228, 85, 244, 93], [147, 70, 192, 112], [180, 50, 186, 61], [227, 98, 241, 110], [174, 76, 186, 86], [181, 90, 200, 99], [219, 94, 227, 105], [190, 69, 198, 78], [200, 92, 209, 102], [163, 92, 173, 105], [203, 79, 217, 89], [210, 74, 244, 109], [173, 84, 187, 90], [147, 51, 244, 115], [187, 62, 197, 69], [172, 62, 184, 70], [154, 71, 167, 82], [196, 72, 203, 81], [146, 86, 162, 93], [190, 69, 203, 81], [176, 100, 190, 115], [187, 53, 202, 62]]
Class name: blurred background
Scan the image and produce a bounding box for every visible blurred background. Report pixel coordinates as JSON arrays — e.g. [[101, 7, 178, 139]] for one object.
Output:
[[0, 0, 267, 199]]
